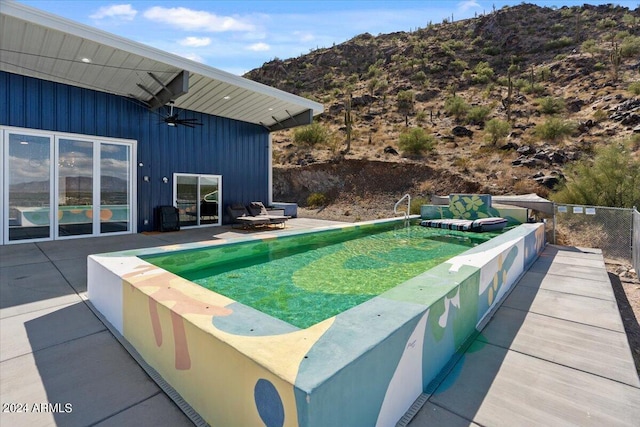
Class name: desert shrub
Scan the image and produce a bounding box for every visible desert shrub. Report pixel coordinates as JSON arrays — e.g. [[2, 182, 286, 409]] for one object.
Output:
[[592, 109, 609, 122], [581, 39, 600, 57], [629, 81, 640, 95], [444, 95, 469, 121], [550, 23, 565, 33], [471, 61, 495, 84], [596, 17, 617, 29], [481, 46, 500, 56], [545, 36, 573, 51], [538, 96, 565, 115], [552, 142, 640, 208], [620, 35, 640, 58], [522, 82, 546, 95], [411, 70, 428, 84], [367, 64, 381, 79], [534, 117, 576, 142], [410, 197, 429, 215], [397, 90, 415, 124], [538, 67, 551, 81], [452, 156, 471, 168], [415, 110, 427, 123], [467, 106, 491, 125], [398, 127, 435, 157], [451, 58, 468, 71], [484, 118, 511, 145], [293, 123, 329, 146], [306, 192, 327, 207]]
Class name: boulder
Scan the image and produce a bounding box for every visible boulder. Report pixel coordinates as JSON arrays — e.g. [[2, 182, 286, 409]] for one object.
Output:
[[534, 175, 560, 189], [516, 145, 535, 155], [383, 146, 399, 155], [452, 126, 473, 138], [500, 142, 519, 151]]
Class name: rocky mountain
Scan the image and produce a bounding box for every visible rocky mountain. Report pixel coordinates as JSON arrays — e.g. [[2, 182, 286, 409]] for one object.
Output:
[[245, 3, 640, 215]]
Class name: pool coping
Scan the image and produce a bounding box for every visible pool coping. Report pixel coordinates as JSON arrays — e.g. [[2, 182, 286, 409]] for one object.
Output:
[[88, 217, 545, 426]]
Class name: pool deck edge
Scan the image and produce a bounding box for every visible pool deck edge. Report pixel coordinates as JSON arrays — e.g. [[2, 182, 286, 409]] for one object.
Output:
[[406, 244, 640, 427]]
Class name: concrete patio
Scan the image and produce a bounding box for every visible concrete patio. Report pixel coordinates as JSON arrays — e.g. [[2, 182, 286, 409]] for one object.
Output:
[[1, 220, 639, 426]]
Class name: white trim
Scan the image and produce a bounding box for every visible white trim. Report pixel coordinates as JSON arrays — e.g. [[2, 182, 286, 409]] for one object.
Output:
[[268, 133, 273, 206], [0, 130, 4, 245]]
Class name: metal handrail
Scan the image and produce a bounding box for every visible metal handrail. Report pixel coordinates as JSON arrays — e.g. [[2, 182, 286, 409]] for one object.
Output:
[[394, 194, 411, 219]]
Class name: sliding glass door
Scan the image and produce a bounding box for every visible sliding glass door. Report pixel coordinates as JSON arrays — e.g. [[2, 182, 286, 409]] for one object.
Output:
[[2, 127, 135, 244], [174, 173, 222, 227]]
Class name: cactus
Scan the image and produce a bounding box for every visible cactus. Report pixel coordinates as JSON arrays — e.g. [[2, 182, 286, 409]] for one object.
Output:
[[344, 95, 353, 154]]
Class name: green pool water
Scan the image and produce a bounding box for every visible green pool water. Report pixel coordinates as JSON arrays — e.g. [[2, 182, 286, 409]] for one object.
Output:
[[144, 225, 495, 328]]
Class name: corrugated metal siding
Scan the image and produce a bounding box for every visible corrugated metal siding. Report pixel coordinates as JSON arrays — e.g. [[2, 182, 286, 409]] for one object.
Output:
[[1, 71, 271, 231]]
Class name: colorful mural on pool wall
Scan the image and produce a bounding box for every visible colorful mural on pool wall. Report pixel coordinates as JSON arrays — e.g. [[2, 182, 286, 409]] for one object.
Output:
[[88, 218, 544, 427]]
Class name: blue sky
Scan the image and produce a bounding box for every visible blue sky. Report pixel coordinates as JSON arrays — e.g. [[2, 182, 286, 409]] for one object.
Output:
[[17, 0, 640, 75]]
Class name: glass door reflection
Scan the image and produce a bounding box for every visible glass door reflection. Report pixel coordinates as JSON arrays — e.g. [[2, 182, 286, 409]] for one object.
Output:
[[7, 133, 52, 241], [199, 176, 219, 225], [175, 175, 198, 227], [58, 138, 94, 236], [100, 143, 131, 233]]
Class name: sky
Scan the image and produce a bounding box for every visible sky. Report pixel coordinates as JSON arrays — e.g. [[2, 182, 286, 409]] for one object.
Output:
[[16, 0, 640, 76]]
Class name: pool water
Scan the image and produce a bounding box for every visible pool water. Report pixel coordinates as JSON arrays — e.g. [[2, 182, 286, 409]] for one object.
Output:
[[146, 226, 495, 328]]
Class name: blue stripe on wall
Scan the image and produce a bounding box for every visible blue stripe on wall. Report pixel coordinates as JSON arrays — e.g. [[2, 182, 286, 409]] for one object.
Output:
[[1, 71, 271, 231]]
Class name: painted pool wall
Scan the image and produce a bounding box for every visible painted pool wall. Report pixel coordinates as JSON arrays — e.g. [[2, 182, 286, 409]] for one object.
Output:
[[87, 220, 545, 427], [88, 253, 309, 426], [291, 223, 545, 427], [420, 193, 528, 225]]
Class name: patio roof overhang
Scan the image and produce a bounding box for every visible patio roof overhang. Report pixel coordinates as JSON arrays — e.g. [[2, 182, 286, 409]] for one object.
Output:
[[0, 1, 323, 131]]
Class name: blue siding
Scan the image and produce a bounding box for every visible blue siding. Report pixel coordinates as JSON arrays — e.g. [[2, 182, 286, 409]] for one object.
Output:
[[1, 71, 271, 231]]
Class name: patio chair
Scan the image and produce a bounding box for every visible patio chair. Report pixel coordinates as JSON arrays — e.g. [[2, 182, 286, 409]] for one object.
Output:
[[247, 201, 289, 227], [227, 204, 271, 229]]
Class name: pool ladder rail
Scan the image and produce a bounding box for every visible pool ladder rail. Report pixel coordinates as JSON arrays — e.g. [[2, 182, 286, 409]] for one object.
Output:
[[394, 194, 411, 220]]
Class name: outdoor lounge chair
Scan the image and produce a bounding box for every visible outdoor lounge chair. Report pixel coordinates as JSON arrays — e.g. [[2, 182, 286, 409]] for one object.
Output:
[[247, 201, 289, 227], [227, 204, 271, 229]]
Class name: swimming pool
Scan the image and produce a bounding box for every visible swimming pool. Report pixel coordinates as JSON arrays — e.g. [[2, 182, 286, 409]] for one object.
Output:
[[88, 217, 545, 427], [143, 225, 497, 328]]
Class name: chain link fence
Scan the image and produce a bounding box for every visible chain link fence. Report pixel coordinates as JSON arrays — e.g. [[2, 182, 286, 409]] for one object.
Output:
[[633, 208, 639, 274], [553, 204, 634, 263]]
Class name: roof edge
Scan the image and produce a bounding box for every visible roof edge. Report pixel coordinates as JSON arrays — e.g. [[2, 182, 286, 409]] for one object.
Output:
[[1, 0, 324, 116]]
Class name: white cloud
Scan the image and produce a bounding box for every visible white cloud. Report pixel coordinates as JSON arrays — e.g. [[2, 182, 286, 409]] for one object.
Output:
[[293, 31, 315, 43], [246, 42, 270, 52], [458, 1, 481, 13], [90, 4, 137, 21], [179, 37, 212, 47], [143, 7, 255, 32]]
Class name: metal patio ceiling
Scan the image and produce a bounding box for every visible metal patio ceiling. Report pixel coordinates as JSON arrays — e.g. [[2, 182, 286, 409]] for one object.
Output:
[[0, 1, 323, 131]]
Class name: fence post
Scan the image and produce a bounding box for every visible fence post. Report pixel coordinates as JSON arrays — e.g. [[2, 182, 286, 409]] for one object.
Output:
[[634, 207, 639, 275], [552, 202, 556, 245]]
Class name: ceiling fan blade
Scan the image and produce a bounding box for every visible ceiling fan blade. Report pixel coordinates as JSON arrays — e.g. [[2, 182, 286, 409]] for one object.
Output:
[[177, 119, 202, 126]]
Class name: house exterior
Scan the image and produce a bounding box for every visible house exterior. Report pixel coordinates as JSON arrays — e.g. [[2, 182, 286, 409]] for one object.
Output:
[[0, 1, 322, 244]]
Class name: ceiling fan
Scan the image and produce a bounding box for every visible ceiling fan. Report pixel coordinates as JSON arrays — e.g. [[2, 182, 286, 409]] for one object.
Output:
[[162, 102, 202, 128]]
